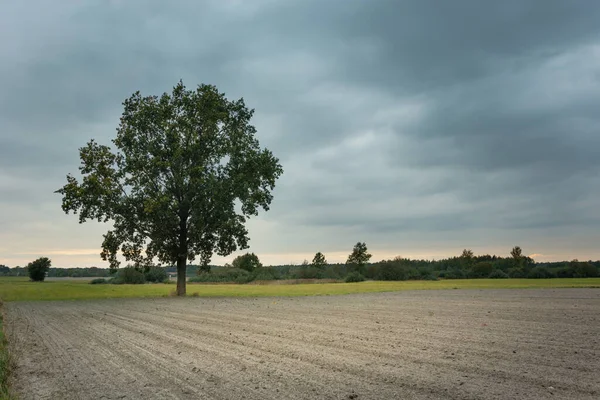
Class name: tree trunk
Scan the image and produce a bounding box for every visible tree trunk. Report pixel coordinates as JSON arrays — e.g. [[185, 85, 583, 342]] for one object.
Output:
[[176, 256, 186, 296], [177, 209, 188, 296]]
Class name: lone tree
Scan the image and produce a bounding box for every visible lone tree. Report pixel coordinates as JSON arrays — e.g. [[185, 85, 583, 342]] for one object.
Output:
[[312, 252, 327, 269], [27, 257, 51, 282], [232, 252, 262, 272], [57, 81, 283, 295], [347, 242, 371, 274]]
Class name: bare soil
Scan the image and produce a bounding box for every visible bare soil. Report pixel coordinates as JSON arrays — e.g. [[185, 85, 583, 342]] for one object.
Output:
[[5, 289, 599, 399]]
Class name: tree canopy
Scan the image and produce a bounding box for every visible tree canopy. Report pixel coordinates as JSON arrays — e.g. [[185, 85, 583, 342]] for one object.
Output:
[[231, 252, 262, 273], [57, 81, 283, 295], [28, 257, 51, 282], [347, 242, 372, 273], [312, 252, 327, 269]]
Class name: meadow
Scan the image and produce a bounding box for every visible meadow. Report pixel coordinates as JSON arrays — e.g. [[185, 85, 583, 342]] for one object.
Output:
[[1, 276, 599, 302]]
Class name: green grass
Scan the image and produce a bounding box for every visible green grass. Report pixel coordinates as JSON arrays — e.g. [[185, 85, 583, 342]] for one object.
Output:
[[0, 276, 598, 302]]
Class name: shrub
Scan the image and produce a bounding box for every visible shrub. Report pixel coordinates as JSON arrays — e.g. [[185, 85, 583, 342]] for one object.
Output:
[[470, 262, 494, 278], [421, 274, 438, 281], [555, 267, 574, 278], [188, 268, 250, 283], [145, 267, 168, 283], [289, 266, 324, 280], [89, 278, 108, 284], [444, 269, 466, 279], [527, 266, 556, 279], [507, 268, 525, 278], [113, 267, 146, 284], [252, 267, 279, 281], [27, 257, 51, 282], [488, 269, 509, 279], [569, 261, 598, 278], [345, 272, 365, 283]]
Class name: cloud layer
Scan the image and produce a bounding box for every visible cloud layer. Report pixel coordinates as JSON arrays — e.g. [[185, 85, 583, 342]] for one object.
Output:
[[2, 0, 600, 267]]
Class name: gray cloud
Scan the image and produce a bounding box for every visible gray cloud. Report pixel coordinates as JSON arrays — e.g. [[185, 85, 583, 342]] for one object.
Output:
[[1, 0, 600, 266]]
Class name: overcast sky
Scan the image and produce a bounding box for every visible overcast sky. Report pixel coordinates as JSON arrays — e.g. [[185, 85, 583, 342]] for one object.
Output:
[[2, 0, 600, 268]]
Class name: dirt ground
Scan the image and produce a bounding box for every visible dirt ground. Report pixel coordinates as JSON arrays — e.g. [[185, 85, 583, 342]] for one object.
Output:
[[5, 289, 599, 400]]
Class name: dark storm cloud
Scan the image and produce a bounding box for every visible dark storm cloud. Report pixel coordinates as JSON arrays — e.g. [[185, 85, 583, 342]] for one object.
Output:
[[1, 0, 600, 266]]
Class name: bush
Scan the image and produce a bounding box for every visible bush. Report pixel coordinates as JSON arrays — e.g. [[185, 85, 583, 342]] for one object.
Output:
[[27, 257, 51, 282], [488, 269, 509, 279], [421, 274, 438, 281], [252, 267, 279, 281], [145, 267, 168, 283], [89, 278, 108, 284], [188, 268, 250, 283], [113, 267, 146, 284], [470, 262, 494, 278], [444, 269, 466, 279], [507, 268, 525, 278], [527, 266, 556, 279], [555, 267, 574, 278], [289, 266, 324, 280], [345, 272, 365, 283]]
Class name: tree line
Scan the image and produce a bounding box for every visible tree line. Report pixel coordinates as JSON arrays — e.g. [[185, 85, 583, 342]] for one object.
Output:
[[2, 243, 598, 283]]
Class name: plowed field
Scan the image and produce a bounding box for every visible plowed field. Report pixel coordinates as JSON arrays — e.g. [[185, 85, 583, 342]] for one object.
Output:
[[5, 289, 599, 399]]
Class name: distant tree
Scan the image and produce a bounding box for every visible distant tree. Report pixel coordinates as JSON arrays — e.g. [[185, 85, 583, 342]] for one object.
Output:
[[461, 249, 474, 268], [0, 265, 9, 275], [312, 252, 327, 269], [232, 253, 262, 272], [347, 242, 372, 274], [56, 81, 283, 296], [510, 246, 522, 260], [27, 257, 51, 282]]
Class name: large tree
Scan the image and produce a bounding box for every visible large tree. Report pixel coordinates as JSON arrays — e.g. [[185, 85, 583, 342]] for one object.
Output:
[[57, 81, 283, 295]]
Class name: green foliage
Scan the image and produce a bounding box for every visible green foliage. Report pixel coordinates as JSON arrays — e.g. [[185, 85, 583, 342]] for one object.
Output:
[[527, 266, 556, 279], [290, 266, 325, 280], [232, 253, 262, 273], [568, 260, 598, 278], [346, 242, 371, 273], [507, 268, 525, 278], [345, 271, 366, 283], [0, 265, 9, 276], [27, 257, 51, 282], [188, 268, 250, 283], [312, 252, 327, 269], [488, 269, 509, 279], [470, 262, 494, 278], [89, 278, 108, 284], [113, 267, 146, 284], [461, 249, 474, 268], [144, 267, 168, 283], [252, 267, 280, 281], [56, 81, 283, 295]]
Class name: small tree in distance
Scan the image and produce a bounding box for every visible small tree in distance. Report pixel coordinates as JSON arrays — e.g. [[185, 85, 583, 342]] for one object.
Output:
[[312, 252, 327, 269], [347, 242, 371, 274], [27, 257, 51, 282], [232, 253, 262, 273]]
